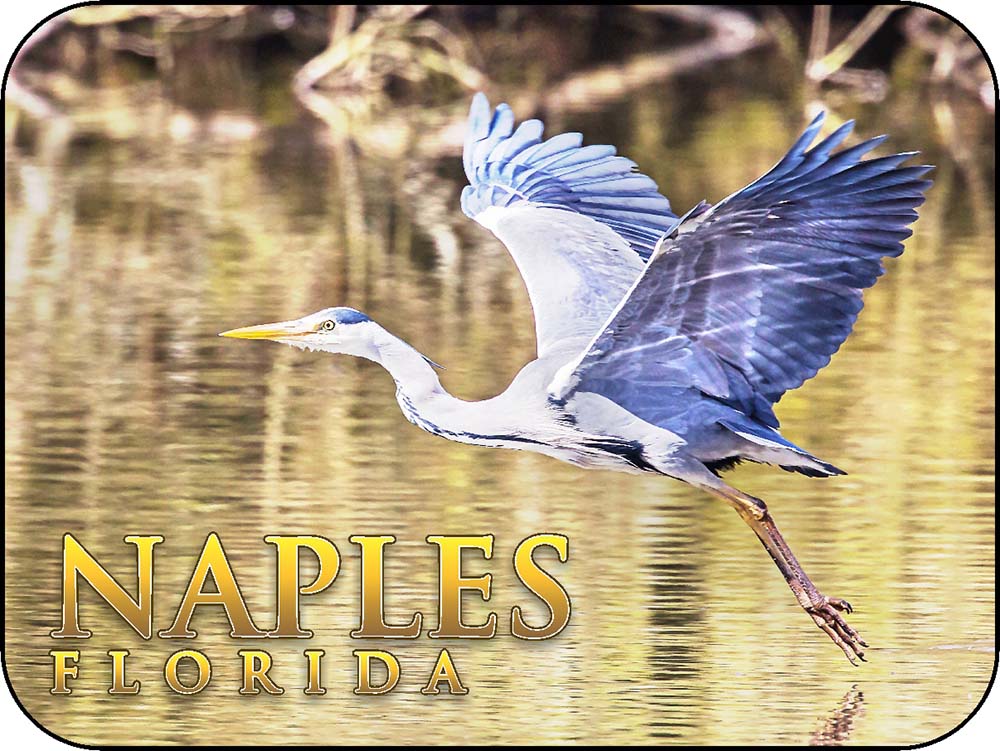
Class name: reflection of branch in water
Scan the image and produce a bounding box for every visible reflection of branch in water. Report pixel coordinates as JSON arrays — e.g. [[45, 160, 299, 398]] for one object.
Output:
[[903, 8, 996, 112], [931, 100, 994, 236], [802, 5, 899, 103], [810, 685, 865, 745], [542, 5, 764, 112], [401, 168, 463, 276], [292, 5, 486, 98], [806, 6, 898, 83], [298, 6, 766, 162], [6, 14, 72, 153]]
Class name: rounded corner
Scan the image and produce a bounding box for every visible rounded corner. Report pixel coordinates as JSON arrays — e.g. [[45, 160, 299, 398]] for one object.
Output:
[[2, 2, 99, 94], [903, 648, 1000, 749], [1, 650, 101, 751], [905, 1, 1000, 97]]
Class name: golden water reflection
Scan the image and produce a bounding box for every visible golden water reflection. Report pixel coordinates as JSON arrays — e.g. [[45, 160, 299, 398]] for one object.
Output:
[[5, 47, 995, 746]]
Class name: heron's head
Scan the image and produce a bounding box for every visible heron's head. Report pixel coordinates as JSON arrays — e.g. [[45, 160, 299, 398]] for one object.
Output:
[[219, 307, 380, 357]]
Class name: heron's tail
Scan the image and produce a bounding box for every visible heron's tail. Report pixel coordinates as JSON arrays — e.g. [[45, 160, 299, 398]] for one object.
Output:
[[716, 417, 846, 478]]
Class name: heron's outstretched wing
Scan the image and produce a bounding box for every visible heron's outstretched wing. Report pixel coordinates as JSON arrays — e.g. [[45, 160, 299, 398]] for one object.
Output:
[[550, 113, 932, 429], [462, 93, 677, 359]]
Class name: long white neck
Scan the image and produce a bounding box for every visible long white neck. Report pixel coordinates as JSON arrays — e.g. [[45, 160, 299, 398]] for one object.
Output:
[[368, 327, 444, 400], [362, 328, 533, 446]]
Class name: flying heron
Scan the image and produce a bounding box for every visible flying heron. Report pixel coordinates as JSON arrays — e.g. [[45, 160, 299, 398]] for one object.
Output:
[[222, 94, 931, 663]]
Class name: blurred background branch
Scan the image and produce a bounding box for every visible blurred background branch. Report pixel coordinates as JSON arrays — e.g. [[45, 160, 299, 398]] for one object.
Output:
[[7, 4, 995, 147], [806, 6, 897, 84], [902, 7, 996, 111]]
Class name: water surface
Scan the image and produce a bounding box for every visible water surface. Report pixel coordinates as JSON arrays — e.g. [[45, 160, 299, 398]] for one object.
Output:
[[5, 38, 995, 746]]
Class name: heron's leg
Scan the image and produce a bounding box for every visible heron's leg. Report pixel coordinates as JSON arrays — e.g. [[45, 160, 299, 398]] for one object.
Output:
[[706, 482, 868, 664]]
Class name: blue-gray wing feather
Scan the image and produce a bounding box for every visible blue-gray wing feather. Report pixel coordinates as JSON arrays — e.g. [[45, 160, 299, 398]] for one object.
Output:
[[553, 113, 933, 431], [461, 93, 681, 359], [462, 93, 677, 260]]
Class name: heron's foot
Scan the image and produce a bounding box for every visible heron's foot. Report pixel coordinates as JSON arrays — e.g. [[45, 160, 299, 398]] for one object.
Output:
[[806, 595, 869, 665]]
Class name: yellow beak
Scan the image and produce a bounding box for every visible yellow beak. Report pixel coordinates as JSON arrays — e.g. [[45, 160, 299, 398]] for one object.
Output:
[[218, 321, 309, 340]]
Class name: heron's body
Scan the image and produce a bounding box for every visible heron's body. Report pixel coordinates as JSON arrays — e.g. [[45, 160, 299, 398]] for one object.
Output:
[[383, 334, 806, 479], [223, 94, 932, 663], [394, 349, 675, 473]]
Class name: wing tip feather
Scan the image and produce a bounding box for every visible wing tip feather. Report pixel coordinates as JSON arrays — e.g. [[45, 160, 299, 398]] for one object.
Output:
[[462, 93, 676, 257]]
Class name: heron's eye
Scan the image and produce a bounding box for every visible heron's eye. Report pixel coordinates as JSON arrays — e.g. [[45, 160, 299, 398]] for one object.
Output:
[[321, 320, 336, 331]]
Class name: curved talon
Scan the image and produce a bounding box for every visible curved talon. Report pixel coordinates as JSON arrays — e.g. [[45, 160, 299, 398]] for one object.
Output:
[[827, 596, 853, 614], [807, 597, 867, 663]]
